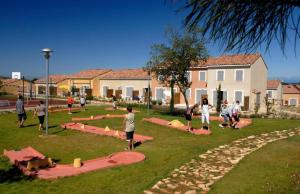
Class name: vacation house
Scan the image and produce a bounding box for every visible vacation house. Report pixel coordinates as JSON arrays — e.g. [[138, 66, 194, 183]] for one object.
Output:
[[282, 84, 300, 107], [98, 69, 150, 101], [35, 75, 68, 96], [151, 53, 268, 113]]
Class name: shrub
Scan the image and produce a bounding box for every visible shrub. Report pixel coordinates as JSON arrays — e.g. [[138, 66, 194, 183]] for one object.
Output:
[[151, 100, 157, 105], [86, 96, 94, 100], [157, 100, 162, 105]]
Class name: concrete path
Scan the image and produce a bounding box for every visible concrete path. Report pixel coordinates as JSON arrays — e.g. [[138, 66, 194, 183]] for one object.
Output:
[[72, 114, 125, 121], [144, 127, 300, 194]]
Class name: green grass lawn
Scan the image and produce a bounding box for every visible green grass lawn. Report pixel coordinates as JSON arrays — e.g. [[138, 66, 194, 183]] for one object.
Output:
[[210, 135, 300, 194], [0, 106, 300, 194]]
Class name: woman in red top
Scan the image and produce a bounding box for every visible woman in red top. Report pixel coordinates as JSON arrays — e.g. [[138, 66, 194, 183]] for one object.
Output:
[[67, 96, 74, 114]]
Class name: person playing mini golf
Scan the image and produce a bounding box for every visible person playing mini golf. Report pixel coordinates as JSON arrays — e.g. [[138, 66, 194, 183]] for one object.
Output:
[[123, 106, 135, 150]]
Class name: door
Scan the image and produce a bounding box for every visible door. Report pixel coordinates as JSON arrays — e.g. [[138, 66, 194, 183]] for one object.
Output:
[[107, 89, 114, 97], [115, 90, 122, 99], [244, 96, 249, 111], [174, 92, 181, 104], [85, 89, 92, 97], [133, 90, 139, 100]]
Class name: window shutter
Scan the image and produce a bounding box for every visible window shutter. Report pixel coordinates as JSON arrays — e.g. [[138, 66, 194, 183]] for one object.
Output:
[[235, 91, 242, 103], [213, 91, 218, 106], [217, 71, 224, 81], [200, 72, 206, 81], [156, 88, 164, 100], [185, 89, 191, 99], [196, 90, 207, 104], [126, 87, 133, 98], [103, 86, 108, 97], [236, 70, 243, 81], [223, 91, 227, 101], [289, 99, 297, 106]]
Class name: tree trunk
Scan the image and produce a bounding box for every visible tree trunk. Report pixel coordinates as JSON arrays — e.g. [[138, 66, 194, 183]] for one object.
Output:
[[181, 88, 189, 110], [170, 80, 175, 114]]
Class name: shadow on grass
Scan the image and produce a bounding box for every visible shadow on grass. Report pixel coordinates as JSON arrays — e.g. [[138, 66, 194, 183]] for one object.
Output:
[[51, 128, 66, 135], [24, 124, 38, 128], [0, 166, 33, 183], [134, 141, 142, 148]]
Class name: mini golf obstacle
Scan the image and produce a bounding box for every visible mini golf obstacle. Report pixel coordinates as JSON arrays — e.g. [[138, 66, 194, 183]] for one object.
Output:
[[143, 117, 211, 135], [49, 107, 80, 113], [72, 114, 125, 121], [61, 122, 153, 142], [3, 146, 145, 179], [206, 116, 252, 128]]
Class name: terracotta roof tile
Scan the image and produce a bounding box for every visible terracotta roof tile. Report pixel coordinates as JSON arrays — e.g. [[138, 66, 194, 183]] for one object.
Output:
[[2, 79, 19, 85], [99, 69, 148, 79], [68, 69, 111, 79], [283, 84, 300, 94], [267, 80, 281, 90], [35, 75, 67, 84], [196, 53, 261, 67]]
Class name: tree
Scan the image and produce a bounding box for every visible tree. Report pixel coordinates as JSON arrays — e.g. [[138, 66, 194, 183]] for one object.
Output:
[[145, 28, 208, 110], [181, 0, 300, 53], [216, 84, 222, 113]]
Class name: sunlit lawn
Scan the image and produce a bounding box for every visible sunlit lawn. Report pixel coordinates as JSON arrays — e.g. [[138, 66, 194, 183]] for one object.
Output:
[[0, 105, 299, 194]]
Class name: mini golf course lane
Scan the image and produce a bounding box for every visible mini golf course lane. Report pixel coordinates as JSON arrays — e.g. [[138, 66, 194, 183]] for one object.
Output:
[[49, 107, 80, 113], [105, 107, 140, 112], [4, 147, 146, 180], [193, 115, 252, 129], [143, 117, 211, 135], [72, 114, 125, 121], [62, 122, 154, 142]]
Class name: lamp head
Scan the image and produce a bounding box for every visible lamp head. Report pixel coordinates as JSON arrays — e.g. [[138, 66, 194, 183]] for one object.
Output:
[[42, 48, 53, 59]]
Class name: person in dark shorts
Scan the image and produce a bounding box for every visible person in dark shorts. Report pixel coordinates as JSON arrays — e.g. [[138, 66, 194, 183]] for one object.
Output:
[[123, 106, 135, 150], [231, 100, 241, 129], [184, 103, 199, 132], [34, 101, 46, 130], [80, 95, 86, 112], [16, 95, 26, 128], [67, 95, 74, 114], [111, 95, 117, 109]]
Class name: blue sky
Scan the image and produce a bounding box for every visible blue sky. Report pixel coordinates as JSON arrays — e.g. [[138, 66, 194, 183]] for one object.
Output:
[[0, 0, 299, 81]]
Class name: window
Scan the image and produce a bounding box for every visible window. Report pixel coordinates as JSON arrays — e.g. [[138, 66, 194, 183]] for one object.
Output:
[[185, 88, 191, 99], [185, 71, 192, 82], [267, 91, 273, 98], [256, 93, 261, 105], [235, 70, 244, 81], [199, 71, 206, 81], [155, 88, 165, 101], [102, 86, 108, 97], [289, 98, 297, 106], [217, 70, 224, 81], [195, 89, 207, 104], [125, 87, 134, 98], [235, 91, 243, 103]]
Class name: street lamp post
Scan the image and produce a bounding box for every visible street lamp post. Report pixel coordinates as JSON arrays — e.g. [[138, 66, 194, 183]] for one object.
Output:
[[42, 48, 53, 136]]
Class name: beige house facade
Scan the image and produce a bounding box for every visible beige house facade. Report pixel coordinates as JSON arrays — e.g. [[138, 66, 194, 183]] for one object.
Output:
[[99, 69, 150, 100], [267, 80, 283, 104], [0, 78, 33, 96], [282, 84, 300, 107], [35, 75, 68, 96], [151, 53, 268, 113]]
